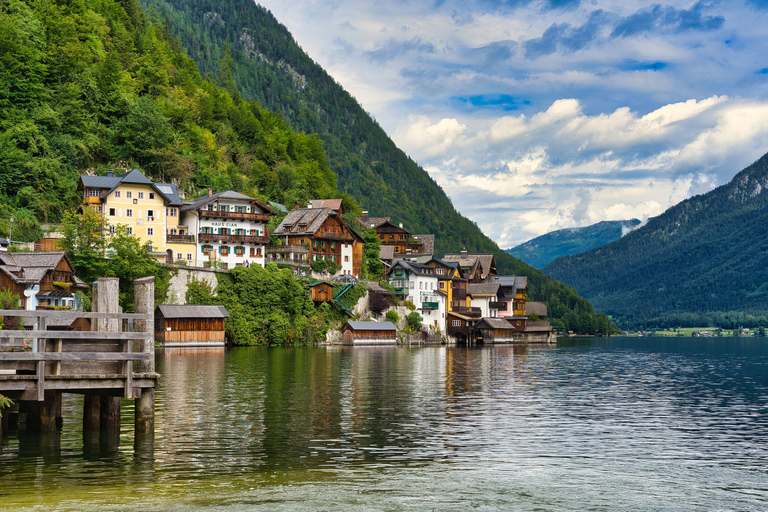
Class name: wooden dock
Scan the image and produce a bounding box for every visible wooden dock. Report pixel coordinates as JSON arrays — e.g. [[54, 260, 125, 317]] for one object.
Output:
[[0, 277, 157, 435]]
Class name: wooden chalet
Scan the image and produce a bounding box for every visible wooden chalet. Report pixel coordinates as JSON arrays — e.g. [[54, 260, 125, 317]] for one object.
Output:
[[342, 321, 397, 345], [0, 252, 88, 312], [490, 276, 528, 317], [271, 207, 363, 276], [155, 305, 230, 347], [308, 281, 335, 302], [356, 214, 434, 259], [446, 312, 479, 344]]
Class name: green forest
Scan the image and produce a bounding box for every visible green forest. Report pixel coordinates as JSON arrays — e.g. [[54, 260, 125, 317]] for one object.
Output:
[[0, 0, 614, 336], [545, 152, 768, 329]]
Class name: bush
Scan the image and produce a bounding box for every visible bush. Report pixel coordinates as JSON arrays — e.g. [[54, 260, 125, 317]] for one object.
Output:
[[404, 300, 416, 311], [369, 290, 390, 315], [385, 310, 399, 325], [405, 311, 422, 333]]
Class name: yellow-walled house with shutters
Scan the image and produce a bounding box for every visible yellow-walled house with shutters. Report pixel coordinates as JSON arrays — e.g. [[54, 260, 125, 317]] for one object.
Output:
[[78, 170, 196, 264]]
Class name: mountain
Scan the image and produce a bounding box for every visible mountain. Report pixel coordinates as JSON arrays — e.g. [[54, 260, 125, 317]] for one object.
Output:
[[135, 0, 617, 334], [507, 219, 642, 269], [544, 152, 768, 329]]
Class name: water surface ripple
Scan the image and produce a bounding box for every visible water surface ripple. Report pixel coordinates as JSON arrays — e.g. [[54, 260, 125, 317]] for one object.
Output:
[[1, 338, 767, 510]]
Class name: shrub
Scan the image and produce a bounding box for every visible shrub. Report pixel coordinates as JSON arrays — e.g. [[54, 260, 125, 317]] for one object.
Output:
[[405, 311, 422, 333], [369, 290, 390, 315], [385, 310, 399, 325], [404, 300, 416, 311]]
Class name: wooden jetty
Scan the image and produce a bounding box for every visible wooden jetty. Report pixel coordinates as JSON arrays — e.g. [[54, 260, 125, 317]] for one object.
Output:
[[0, 277, 157, 435]]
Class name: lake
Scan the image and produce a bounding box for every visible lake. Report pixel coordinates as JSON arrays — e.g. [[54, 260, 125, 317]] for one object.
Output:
[[1, 337, 767, 511]]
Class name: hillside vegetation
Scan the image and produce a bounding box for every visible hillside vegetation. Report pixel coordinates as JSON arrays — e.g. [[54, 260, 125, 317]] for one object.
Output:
[[136, 0, 613, 333], [545, 152, 768, 329], [507, 219, 641, 269]]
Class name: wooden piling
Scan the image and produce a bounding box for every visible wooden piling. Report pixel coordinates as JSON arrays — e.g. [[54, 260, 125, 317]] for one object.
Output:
[[83, 395, 100, 430], [134, 277, 155, 434], [94, 278, 121, 429], [26, 391, 62, 433]]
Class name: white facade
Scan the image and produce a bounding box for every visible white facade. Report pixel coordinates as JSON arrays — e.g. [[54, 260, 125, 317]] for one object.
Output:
[[405, 273, 445, 332], [340, 243, 354, 275], [181, 193, 272, 270]]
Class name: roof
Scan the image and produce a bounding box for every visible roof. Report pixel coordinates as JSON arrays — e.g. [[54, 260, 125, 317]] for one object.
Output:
[[475, 317, 515, 330], [390, 259, 439, 278], [442, 253, 496, 278], [524, 321, 554, 332], [308, 281, 333, 288], [466, 283, 500, 296], [156, 305, 230, 319], [79, 170, 182, 206], [181, 190, 273, 214], [379, 245, 395, 261], [268, 201, 289, 213], [357, 216, 390, 229], [526, 302, 548, 317], [272, 208, 362, 243], [345, 321, 397, 331], [490, 276, 528, 288], [308, 199, 343, 212]]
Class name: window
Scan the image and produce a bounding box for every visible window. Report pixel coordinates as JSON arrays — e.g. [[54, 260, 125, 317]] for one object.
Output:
[[250, 247, 256, 257], [126, 191, 132, 199], [109, 208, 116, 216], [255, 248, 262, 256], [138, 191, 144, 199], [170, 208, 177, 217], [439, 282, 445, 289], [344, 256, 349, 262], [170, 229, 177, 235], [93, 205, 102, 213], [187, 253, 192, 261], [207, 204, 215, 211], [127, 226, 133, 235], [149, 192, 155, 200], [452, 320, 461, 327], [125, 209, 133, 218], [147, 209, 154, 220], [147, 227, 154, 236], [236, 206, 244, 213], [109, 225, 116, 234], [114, 191, 121, 198], [177, 252, 183, 260]]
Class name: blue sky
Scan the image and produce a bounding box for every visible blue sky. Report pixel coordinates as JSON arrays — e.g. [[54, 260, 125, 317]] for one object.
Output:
[[256, 0, 768, 248]]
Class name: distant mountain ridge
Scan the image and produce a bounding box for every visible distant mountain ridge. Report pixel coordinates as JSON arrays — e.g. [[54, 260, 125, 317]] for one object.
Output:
[[507, 219, 642, 269], [544, 151, 768, 328]]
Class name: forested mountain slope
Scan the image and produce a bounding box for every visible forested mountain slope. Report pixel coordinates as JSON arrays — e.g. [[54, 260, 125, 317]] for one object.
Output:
[[544, 152, 768, 329], [137, 0, 615, 332], [507, 219, 641, 269]]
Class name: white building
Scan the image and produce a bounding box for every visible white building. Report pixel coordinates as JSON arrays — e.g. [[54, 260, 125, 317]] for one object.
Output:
[[387, 260, 446, 332], [181, 190, 275, 270], [467, 283, 505, 318]]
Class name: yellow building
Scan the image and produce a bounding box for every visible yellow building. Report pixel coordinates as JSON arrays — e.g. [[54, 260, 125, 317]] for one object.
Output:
[[78, 170, 195, 263]]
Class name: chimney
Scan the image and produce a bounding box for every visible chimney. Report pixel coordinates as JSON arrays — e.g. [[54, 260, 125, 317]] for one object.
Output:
[[106, 171, 114, 178], [461, 247, 468, 256], [294, 202, 301, 209], [399, 222, 403, 229], [207, 188, 212, 197], [362, 210, 368, 217]]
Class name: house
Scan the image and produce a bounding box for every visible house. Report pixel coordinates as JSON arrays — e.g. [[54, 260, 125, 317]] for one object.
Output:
[[342, 321, 397, 345], [78, 169, 193, 264], [271, 207, 363, 276], [308, 281, 335, 302], [386, 260, 445, 331], [356, 213, 434, 259], [524, 321, 556, 343], [181, 190, 274, 269], [489, 276, 528, 317], [0, 252, 88, 311], [308, 198, 344, 213], [442, 250, 497, 283], [466, 283, 506, 317], [154, 304, 230, 347]]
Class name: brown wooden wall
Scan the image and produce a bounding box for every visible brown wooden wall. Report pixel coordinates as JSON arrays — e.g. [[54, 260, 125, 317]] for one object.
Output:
[[155, 317, 226, 343], [310, 284, 334, 302]]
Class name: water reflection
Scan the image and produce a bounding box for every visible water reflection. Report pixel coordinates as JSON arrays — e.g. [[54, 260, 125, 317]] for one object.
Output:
[[0, 339, 767, 511]]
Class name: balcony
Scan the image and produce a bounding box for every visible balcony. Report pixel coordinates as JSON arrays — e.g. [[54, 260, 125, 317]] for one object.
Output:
[[199, 232, 270, 244], [168, 233, 196, 243], [267, 244, 309, 253], [319, 231, 354, 241], [452, 289, 467, 300], [83, 195, 101, 205], [489, 301, 507, 311], [452, 306, 481, 317], [421, 302, 439, 310], [267, 256, 308, 265], [201, 210, 270, 222]]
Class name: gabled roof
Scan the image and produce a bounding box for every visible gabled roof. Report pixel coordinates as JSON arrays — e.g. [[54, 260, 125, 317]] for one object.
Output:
[[490, 276, 528, 288], [308, 199, 343, 212], [390, 259, 439, 278], [156, 305, 229, 319], [526, 302, 548, 317], [442, 252, 496, 278], [273, 208, 362, 243], [475, 317, 515, 330], [356, 216, 390, 229], [0, 252, 86, 288], [379, 245, 395, 261], [345, 321, 397, 331], [181, 190, 274, 214], [467, 283, 500, 297], [78, 170, 183, 206], [308, 281, 334, 288]]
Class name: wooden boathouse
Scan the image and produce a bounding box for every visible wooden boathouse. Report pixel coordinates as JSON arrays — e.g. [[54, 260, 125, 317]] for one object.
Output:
[[154, 304, 229, 347], [474, 317, 518, 344], [342, 321, 397, 345], [0, 277, 157, 435]]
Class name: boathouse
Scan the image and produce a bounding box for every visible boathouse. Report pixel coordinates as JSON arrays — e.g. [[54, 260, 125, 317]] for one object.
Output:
[[154, 305, 229, 347], [342, 321, 397, 345], [474, 317, 517, 344]]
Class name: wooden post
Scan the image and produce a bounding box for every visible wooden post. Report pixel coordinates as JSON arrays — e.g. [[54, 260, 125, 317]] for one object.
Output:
[[84, 280, 101, 429], [25, 391, 61, 433], [134, 277, 155, 434], [94, 278, 121, 429]]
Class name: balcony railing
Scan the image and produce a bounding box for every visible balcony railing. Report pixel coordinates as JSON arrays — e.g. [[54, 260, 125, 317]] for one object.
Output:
[[390, 279, 409, 288], [267, 244, 309, 253], [199, 232, 270, 244], [452, 306, 481, 317], [489, 301, 507, 311], [319, 231, 354, 241], [267, 256, 308, 265], [421, 302, 439, 310], [201, 210, 270, 221], [167, 234, 196, 243], [452, 289, 467, 299]]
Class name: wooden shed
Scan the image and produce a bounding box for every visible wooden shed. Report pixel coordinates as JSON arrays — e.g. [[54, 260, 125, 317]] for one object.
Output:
[[308, 281, 335, 303], [155, 305, 229, 347], [342, 321, 397, 346], [474, 317, 517, 344]]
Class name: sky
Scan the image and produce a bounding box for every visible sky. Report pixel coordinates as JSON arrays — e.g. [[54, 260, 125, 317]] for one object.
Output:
[[255, 0, 768, 248]]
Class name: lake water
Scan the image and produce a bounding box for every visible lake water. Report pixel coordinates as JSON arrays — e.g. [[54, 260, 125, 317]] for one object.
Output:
[[1, 337, 768, 511]]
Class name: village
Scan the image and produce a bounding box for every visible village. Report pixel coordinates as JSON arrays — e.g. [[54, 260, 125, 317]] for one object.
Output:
[[1, 168, 556, 348]]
